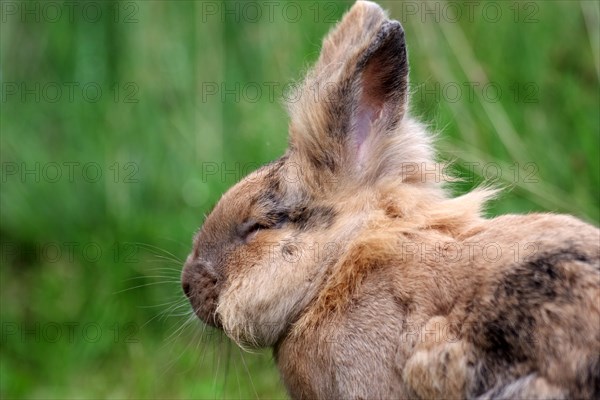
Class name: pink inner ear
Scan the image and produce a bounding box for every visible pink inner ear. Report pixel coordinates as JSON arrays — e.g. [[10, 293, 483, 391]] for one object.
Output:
[[346, 21, 407, 167], [354, 101, 383, 164], [354, 104, 374, 148], [354, 69, 387, 160], [353, 53, 392, 155]]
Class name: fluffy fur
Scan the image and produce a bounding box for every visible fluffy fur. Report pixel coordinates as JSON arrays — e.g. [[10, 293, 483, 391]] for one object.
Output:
[[181, 1, 600, 398]]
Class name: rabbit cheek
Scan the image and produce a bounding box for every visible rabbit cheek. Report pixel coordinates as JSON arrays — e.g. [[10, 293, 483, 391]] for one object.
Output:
[[215, 238, 321, 348]]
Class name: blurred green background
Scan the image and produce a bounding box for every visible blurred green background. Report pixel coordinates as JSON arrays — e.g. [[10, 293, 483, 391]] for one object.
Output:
[[1, 0, 598, 398]]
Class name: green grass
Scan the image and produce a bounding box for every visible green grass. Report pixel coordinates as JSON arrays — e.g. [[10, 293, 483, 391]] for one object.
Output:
[[1, 0, 598, 398]]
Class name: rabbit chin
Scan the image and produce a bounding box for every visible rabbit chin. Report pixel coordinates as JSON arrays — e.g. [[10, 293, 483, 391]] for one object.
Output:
[[215, 257, 325, 349]]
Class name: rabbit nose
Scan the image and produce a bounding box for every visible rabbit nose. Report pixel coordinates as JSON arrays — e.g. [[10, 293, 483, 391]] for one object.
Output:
[[181, 266, 192, 298], [181, 259, 218, 296], [181, 257, 199, 298], [182, 280, 191, 299]]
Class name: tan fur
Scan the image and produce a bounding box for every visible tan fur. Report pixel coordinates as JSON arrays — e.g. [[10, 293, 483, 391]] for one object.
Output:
[[182, 1, 600, 398]]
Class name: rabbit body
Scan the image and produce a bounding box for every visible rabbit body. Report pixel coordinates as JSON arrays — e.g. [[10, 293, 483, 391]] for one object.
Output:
[[276, 212, 599, 399], [182, 1, 600, 398]]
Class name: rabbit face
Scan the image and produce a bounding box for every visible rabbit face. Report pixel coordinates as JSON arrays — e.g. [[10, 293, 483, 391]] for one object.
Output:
[[181, 157, 347, 347], [181, 144, 405, 347]]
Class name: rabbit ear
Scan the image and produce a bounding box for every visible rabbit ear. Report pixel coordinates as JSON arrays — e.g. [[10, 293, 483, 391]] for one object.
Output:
[[316, 1, 389, 68], [288, 1, 409, 176], [353, 20, 408, 146]]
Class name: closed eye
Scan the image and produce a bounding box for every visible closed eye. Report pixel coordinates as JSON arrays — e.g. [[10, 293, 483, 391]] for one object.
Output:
[[238, 209, 290, 241], [238, 220, 270, 241], [247, 222, 268, 235]]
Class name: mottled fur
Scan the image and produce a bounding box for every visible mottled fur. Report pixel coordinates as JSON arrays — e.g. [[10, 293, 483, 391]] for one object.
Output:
[[181, 1, 600, 398]]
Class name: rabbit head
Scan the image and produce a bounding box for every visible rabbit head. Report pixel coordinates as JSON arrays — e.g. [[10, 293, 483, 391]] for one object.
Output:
[[182, 0, 482, 348]]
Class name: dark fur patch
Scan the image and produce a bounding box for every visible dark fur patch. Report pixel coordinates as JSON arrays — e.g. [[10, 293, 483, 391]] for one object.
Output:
[[574, 355, 600, 399], [252, 162, 336, 232], [327, 81, 352, 140], [466, 250, 589, 396], [288, 205, 336, 230], [306, 148, 337, 172]]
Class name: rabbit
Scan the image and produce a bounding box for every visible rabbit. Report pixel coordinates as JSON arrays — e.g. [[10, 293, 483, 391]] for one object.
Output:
[[181, 1, 600, 399]]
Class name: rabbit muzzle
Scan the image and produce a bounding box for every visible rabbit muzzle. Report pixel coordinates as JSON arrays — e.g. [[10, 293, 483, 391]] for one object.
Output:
[[181, 257, 223, 328]]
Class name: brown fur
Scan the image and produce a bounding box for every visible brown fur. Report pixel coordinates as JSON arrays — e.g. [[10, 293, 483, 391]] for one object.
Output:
[[182, 1, 600, 398]]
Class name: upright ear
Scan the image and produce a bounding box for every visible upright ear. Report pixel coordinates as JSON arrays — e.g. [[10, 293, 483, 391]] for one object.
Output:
[[288, 1, 409, 175]]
